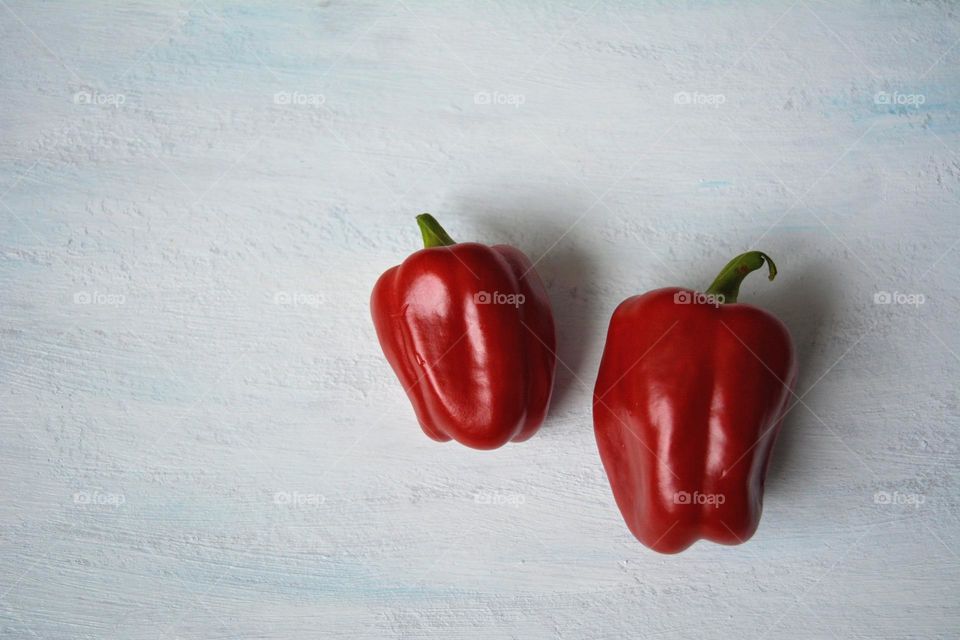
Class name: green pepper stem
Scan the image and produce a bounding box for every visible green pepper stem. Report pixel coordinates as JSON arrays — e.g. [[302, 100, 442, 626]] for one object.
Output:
[[416, 213, 456, 248], [704, 251, 777, 304]]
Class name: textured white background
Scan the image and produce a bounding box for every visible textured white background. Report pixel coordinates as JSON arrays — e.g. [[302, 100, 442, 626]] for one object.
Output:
[[2, 1, 959, 638]]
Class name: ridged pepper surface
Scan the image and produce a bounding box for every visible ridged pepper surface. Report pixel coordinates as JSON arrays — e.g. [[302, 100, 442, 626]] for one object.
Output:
[[372, 214, 556, 450], [593, 251, 797, 553]]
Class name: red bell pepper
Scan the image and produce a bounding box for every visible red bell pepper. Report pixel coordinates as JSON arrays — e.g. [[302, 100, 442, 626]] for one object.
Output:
[[371, 214, 557, 449], [593, 251, 797, 553]]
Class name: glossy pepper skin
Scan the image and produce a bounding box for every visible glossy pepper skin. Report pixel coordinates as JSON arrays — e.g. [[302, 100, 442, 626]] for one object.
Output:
[[593, 252, 797, 553], [371, 214, 556, 450]]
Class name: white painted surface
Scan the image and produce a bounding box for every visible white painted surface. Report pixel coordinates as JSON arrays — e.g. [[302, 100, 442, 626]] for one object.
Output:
[[1, 1, 958, 638]]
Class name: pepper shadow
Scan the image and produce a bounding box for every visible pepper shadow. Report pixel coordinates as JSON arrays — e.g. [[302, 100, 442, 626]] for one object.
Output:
[[465, 192, 598, 421], [758, 259, 839, 496]]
